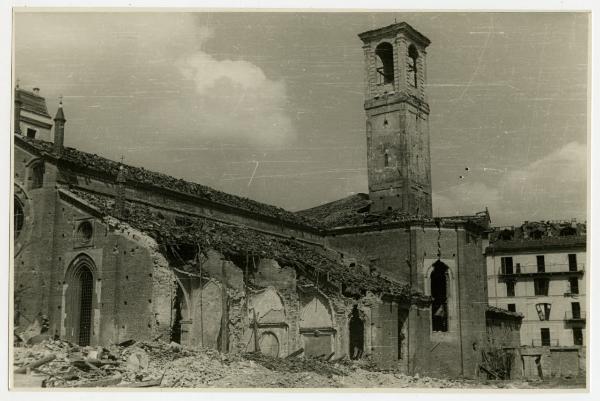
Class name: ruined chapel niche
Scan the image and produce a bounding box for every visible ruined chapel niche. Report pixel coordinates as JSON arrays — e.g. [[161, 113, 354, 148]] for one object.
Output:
[[375, 42, 394, 85], [300, 293, 335, 358], [349, 305, 365, 359], [431, 261, 449, 332]]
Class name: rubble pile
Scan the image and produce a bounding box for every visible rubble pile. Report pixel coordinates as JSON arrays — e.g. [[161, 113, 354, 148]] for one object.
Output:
[[70, 188, 430, 303], [12, 339, 182, 387], [13, 338, 568, 389], [243, 352, 345, 377]]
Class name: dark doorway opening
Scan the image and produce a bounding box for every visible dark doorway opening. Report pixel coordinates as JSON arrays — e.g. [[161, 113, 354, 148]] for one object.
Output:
[[78, 267, 93, 346], [349, 305, 364, 360], [431, 261, 449, 332], [398, 308, 408, 359], [171, 285, 184, 344]]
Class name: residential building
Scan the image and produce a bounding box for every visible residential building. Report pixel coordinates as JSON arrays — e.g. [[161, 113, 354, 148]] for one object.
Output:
[[486, 221, 586, 378]]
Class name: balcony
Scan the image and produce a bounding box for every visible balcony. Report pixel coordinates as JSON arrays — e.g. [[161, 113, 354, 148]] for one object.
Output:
[[499, 263, 585, 278], [565, 310, 586, 323]]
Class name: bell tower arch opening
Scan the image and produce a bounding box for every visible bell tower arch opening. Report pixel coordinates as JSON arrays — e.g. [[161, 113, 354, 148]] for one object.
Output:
[[408, 44, 419, 88], [359, 22, 432, 216], [375, 42, 395, 85]]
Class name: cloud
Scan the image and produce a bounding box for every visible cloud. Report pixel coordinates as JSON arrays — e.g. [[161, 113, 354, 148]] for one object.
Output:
[[433, 142, 587, 225], [173, 28, 296, 147], [15, 14, 296, 148]]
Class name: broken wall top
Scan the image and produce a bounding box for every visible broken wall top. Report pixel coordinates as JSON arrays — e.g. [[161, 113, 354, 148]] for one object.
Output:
[[296, 194, 490, 232], [486, 305, 524, 321]]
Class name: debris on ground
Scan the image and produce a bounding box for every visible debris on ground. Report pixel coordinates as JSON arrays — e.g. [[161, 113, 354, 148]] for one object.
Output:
[[12, 339, 585, 389]]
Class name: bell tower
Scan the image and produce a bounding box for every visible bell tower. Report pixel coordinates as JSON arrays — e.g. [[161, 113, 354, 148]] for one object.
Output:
[[359, 22, 432, 217]]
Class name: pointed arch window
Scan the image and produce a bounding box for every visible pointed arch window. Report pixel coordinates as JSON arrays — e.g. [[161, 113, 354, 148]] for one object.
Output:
[[431, 261, 449, 332]]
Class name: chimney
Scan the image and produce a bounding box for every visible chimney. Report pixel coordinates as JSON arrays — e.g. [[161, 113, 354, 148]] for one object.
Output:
[[33, 87, 40, 95], [14, 86, 22, 135], [53, 97, 66, 155]]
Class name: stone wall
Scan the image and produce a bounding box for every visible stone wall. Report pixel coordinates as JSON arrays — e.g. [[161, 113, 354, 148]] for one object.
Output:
[[324, 223, 489, 379]]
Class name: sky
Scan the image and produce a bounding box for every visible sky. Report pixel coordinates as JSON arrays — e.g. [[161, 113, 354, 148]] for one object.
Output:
[[13, 12, 589, 226]]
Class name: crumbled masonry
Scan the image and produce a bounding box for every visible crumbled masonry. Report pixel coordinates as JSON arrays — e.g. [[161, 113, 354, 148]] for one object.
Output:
[[68, 187, 430, 303], [486, 305, 524, 320], [14, 339, 582, 388]]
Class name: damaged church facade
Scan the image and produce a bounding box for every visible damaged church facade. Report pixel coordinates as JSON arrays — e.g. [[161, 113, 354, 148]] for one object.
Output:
[[13, 22, 521, 379]]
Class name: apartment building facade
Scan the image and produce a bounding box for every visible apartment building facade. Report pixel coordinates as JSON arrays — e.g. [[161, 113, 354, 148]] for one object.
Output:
[[486, 221, 586, 348]]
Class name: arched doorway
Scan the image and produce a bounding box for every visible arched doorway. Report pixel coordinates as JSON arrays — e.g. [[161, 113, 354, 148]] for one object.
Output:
[[64, 256, 96, 346], [349, 305, 364, 359]]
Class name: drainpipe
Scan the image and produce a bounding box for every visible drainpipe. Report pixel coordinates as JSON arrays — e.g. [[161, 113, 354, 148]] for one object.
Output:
[[456, 225, 465, 377], [407, 226, 413, 374], [114, 236, 122, 342]]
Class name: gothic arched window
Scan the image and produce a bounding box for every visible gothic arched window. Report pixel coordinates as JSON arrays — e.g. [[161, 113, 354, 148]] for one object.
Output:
[[375, 42, 394, 85], [431, 261, 449, 332]]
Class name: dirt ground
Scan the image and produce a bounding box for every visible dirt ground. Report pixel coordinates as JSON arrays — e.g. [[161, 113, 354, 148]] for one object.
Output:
[[11, 339, 586, 389]]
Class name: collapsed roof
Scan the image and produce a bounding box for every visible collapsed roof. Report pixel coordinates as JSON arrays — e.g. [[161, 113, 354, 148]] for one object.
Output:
[[487, 219, 586, 253], [65, 187, 430, 304], [296, 193, 491, 231], [486, 235, 586, 253], [489, 220, 586, 242]]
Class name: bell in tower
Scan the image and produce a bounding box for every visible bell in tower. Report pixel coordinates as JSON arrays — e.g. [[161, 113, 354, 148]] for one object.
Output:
[[359, 22, 432, 217]]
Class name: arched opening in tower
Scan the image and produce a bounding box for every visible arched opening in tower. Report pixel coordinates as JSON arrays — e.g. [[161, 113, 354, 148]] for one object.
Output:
[[349, 305, 365, 359], [430, 261, 449, 332], [408, 44, 419, 88], [375, 42, 394, 85]]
